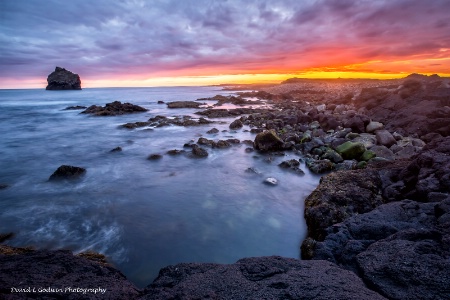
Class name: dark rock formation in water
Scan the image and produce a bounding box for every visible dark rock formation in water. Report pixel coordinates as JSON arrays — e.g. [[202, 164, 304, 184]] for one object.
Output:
[[82, 101, 148, 116], [46, 67, 82, 90], [49, 165, 86, 181], [166, 101, 203, 109]]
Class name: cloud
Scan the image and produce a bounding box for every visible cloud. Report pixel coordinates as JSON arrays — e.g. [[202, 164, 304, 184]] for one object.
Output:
[[0, 0, 449, 86]]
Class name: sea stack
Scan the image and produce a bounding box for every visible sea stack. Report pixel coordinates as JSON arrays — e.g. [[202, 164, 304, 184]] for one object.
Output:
[[46, 66, 82, 90]]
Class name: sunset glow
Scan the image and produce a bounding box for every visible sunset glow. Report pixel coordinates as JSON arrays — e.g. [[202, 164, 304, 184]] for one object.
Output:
[[1, 0, 450, 89]]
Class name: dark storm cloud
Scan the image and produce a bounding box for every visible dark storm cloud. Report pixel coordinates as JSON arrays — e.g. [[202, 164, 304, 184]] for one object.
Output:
[[0, 0, 449, 83]]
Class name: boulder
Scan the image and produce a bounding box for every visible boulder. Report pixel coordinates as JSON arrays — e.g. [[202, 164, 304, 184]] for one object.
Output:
[[335, 141, 366, 160], [375, 130, 397, 147], [254, 130, 284, 152], [214, 140, 232, 149], [229, 119, 243, 130], [49, 165, 86, 181], [191, 145, 208, 157], [360, 150, 376, 161], [46, 67, 81, 90], [206, 128, 219, 134], [321, 148, 344, 163], [147, 154, 162, 160]]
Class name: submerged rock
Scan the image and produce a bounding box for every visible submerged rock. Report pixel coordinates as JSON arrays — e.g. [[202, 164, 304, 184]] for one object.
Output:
[[229, 119, 243, 130], [263, 177, 278, 185], [49, 165, 86, 181], [191, 145, 208, 157], [46, 67, 81, 90]]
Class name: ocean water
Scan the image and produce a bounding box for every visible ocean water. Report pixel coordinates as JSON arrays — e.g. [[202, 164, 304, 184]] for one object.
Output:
[[0, 87, 320, 287]]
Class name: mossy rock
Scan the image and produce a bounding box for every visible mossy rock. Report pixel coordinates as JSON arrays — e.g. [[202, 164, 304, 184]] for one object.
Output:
[[335, 141, 366, 160], [360, 150, 376, 161]]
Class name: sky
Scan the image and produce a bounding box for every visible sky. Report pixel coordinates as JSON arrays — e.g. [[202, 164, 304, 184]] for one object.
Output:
[[1, 0, 449, 88]]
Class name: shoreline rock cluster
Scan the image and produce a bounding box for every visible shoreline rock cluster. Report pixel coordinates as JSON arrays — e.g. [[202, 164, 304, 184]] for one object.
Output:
[[2, 74, 449, 299]]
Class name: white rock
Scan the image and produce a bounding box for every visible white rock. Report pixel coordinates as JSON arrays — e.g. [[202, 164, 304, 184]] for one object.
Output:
[[263, 177, 278, 186], [366, 121, 384, 133]]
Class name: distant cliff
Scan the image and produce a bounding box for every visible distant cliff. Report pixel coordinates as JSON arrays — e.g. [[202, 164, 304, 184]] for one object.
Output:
[[46, 67, 82, 90]]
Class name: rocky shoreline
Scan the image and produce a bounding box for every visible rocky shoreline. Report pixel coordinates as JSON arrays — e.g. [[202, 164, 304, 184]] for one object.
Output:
[[1, 74, 449, 299]]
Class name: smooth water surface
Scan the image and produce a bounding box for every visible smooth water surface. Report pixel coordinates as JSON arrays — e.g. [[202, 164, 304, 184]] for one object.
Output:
[[0, 87, 320, 287]]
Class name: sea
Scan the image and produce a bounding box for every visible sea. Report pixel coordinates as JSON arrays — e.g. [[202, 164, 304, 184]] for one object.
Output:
[[0, 86, 321, 288]]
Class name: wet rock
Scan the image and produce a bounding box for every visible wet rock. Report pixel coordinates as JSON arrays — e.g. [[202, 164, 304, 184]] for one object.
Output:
[[167, 101, 202, 109], [245, 167, 261, 174], [191, 145, 208, 157], [321, 148, 343, 163], [335, 141, 366, 160], [394, 144, 417, 159], [263, 177, 278, 186], [375, 130, 397, 147], [82, 101, 148, 116], [197, 137, 215, 146], [157, 100, 165, 104], [49, 165, 86, 181], [305, 159, 334, 174], [166, 149, 185, 155], [278, 159, 300, 168], [245, 147, 254, 153], [254, 130, 284, 152], [147, 154, 162, 160], [46, 66, 82, 90], [214, 140, 232, 149], [110, 146, 122, 152], [64, 105, 87, 110], [226, 138, 240, 144], [143, 256, 386, 300], [335, 160, 357, 171], [206, 128, 219, 134], [229, 119, 243, 130], [0, 248, 139, 299]]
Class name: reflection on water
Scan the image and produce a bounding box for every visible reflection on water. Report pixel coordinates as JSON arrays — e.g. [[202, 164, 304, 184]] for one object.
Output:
[[0, 87, 320, 287]]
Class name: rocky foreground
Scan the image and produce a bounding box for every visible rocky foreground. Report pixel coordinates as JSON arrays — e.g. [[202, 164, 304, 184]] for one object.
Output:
[[2, 74, 449, 299]]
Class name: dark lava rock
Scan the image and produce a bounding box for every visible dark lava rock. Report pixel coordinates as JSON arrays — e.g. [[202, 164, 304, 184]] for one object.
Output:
[[166, 149, 185, 155], [357, 228, 450, 300], [207, 127, 219, 134], [49, 165, 86, 181], [147, 154, 162, 160], [46, 66, 82, 90], [214, 140, 232, 149], [157, 100, 164, 104], [229, 119, 243, 130], [197, 137, 215, 146], [142, 256, 386, 300], [0, 247, 139, 299], [82, 101, 148, 116], [254, 130, 284, 152], [305, 159, 335, 174], [64, 105, 87, 110], [167, 101, 202, 109], [191, 145, 208, 157], [226, 138, 240, 144], [110, 146, 122, 152], [278, 159, 300, 168], [304, 169, 384, 240]]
